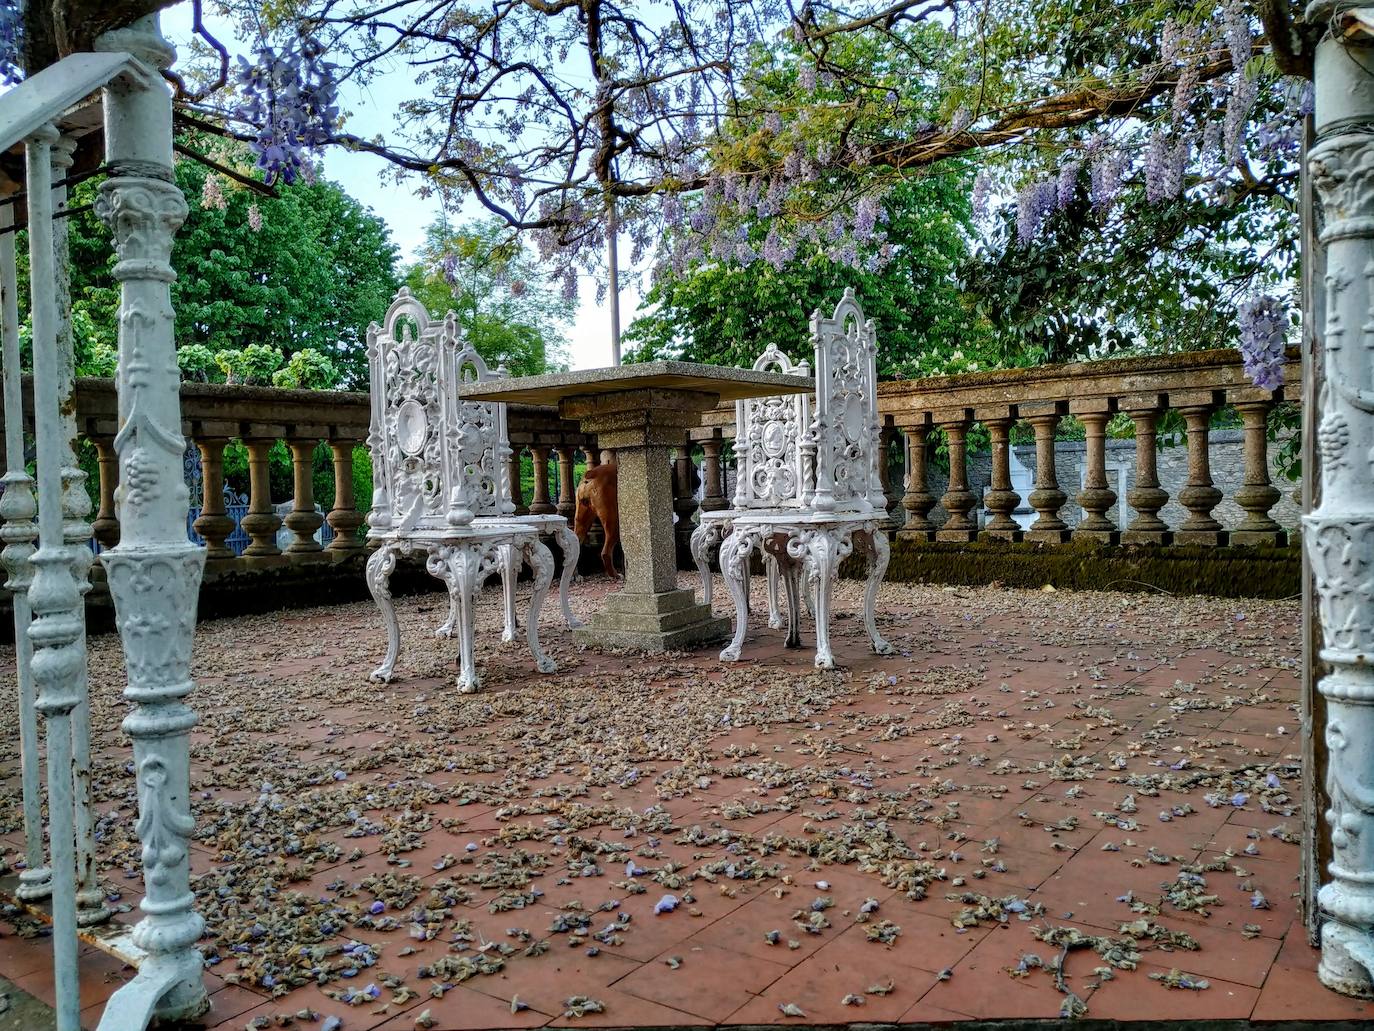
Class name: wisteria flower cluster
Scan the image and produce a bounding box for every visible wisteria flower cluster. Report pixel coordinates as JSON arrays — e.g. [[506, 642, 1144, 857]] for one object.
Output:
[[1236, 294, 1287, 391], [0, 0, 21, 86], [201, 174, 228, 211], [1007, 3, 1299, 247], [233, 36, 338, 186]]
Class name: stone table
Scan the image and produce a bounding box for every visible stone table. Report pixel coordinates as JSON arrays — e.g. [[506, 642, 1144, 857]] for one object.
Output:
[[457, 361, 811, 651]]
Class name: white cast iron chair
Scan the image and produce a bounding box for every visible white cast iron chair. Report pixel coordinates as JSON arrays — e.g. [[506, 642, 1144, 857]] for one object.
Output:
[[690, 289, 895, 668], [364, 288, 580, 692]]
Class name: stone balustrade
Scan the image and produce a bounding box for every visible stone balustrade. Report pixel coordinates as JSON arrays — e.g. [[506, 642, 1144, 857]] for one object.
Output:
[[0, 346, 1307, 625], [1, 377, 597, 612], [684, 347, 1303, 550]]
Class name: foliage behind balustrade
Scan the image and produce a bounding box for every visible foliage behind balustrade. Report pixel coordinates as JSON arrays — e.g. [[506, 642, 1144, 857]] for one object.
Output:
[[12, 146, 400, 390]]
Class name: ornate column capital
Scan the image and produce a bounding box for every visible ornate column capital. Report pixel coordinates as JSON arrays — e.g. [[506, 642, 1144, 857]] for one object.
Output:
[[95, 177, 187, 284]]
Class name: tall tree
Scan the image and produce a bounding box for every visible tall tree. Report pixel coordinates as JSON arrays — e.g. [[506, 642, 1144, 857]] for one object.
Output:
[[404, 218, 574, 376], [57, 146, 400, 389]]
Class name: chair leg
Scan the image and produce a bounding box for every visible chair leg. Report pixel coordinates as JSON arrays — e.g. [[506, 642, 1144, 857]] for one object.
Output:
[[864, 529, 896, 655], [433, 548, 459, 639], [690, 520, 719, 607], [781, 555, 803, 650], [499, 543, 519, 643], [764, 552, 783, 630], [434, 543, 487, 694], [719, 527, 755, 662], [524, 538, 558, 673], [551, 522, 584, 629], [367, 545, 401, 682], [802, 530, 846, 670]]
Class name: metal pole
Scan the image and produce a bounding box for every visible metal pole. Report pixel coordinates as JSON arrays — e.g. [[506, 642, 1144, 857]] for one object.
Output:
[[0, 197, 50, 904], [48, 133, 108, 927], [1306, 3, 1374, 998], [25, 119, 83, 1031], [607, 197, 621, 366], [1298, 108, 1328, 944], [93, 13, 209, 1027]]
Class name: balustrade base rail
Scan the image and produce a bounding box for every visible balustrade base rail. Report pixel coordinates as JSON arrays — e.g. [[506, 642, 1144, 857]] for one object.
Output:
[[837, 537, 1300, 600]]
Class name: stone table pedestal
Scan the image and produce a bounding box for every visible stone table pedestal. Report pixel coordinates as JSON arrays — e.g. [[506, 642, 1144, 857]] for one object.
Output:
[[457, 361, 810, 652]]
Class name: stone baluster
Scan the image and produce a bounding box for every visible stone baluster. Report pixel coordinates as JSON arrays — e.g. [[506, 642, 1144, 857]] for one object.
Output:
[[1305, 19, 1374, 996], [25, 119, 85, 1031], [1120, 398, 1171, 544], [192, 437, 235, 561], [1020, 404, 1070, 542], [934, 411, 976, 542], [897, 420, 936, 541], [1073, 404, 1118, 543], [1, 194, 51, 905], [1231, 398, 1285, 546], [240, 437, 283, 561], [877, 423, 900, 531], [555, 445, 577, 520], [700, 432, 726, 512], [529, 445, 556, 514], [508, 448, 528, 515], [284, 437, 325, 555], [1173, 394, 1226, 546], [978, 409, 1021, 541], [326, 437, 366, 555], [90, 433, 121, 550], [600, 448, 616, 466], [94, 14, 210, 1024], [673, 439, 698, 560]]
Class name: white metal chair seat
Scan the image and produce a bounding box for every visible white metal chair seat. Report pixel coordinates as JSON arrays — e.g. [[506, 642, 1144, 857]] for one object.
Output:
[[364, 289, 579, 692], [690, 290, 894, 669]]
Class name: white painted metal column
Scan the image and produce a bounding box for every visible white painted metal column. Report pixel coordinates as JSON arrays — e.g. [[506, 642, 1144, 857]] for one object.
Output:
[[1306, 2, 1374, 999], [0, 199, 50, 904], [93, 15, 208, 1027], [49, 133, 109, 928], [24, 118, 85, 1031]]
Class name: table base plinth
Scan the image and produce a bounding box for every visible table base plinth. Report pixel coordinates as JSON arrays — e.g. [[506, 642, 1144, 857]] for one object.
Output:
[[573, 588, 728, 652]]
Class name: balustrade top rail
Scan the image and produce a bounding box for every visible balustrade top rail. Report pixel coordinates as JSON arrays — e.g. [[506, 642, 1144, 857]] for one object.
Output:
[[873, 346, 1302, 424], [4, 376, 596, 450], [690, 346, 1301, 438]]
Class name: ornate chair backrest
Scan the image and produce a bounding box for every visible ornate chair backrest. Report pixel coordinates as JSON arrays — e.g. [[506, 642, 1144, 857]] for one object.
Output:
[[440, 337, 516, 524], [366, 288, 448, 534], [366, 288, 513, 534], [731, 343, 812, 510], [809, 289, 885, 515]]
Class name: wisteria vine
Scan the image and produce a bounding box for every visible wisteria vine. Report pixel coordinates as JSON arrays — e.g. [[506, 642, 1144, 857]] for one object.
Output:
[[231, 35, 337, 186], [1, 0, 22, 86], [200, 0, 1302, 354]]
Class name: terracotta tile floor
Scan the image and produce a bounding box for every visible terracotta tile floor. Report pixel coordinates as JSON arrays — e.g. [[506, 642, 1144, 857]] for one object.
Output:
[[0, 574, 1371, 1029]]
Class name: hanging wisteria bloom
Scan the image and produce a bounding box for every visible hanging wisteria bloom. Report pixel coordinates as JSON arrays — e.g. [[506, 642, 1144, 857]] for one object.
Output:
[[1089, 147, 1124, 212], [201, 174, 228, 211], [1236, 294, 1287, 390], [1056, 161, 1080, 208], [247, 203, 263, 232], [233, 35, 339, 185], [0, 0, 21, 86], [1015, 180, 1057, 245], [970, 170, 992, 221]]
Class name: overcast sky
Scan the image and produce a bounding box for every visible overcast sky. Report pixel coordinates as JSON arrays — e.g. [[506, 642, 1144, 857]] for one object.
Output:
[[161, 2, 638, 371]]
